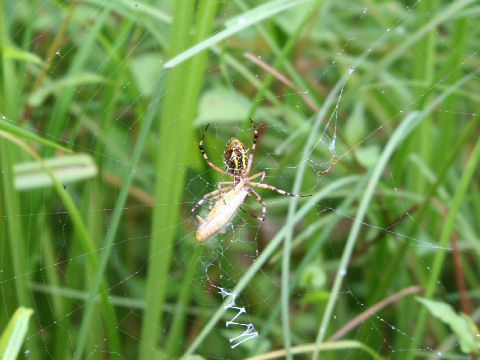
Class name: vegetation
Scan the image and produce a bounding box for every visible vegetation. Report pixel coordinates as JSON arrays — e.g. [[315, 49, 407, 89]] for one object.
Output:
[[0, 0, 479, 359]]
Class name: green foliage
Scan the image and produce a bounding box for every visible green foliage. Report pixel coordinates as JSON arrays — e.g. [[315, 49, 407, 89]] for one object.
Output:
[[417, 297, 479, 354], [0, 308, 33, 360], [0, 0, 479, 359], [196, 86, 250, 125]]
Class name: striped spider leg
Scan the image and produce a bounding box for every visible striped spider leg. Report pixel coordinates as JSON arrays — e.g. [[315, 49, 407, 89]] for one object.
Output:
[[245, 190, 265, 221], [250, 181, 310, 197], [198, 124, 234, 179], [246, 170, 310, 223], [191, 182, 233, 213]]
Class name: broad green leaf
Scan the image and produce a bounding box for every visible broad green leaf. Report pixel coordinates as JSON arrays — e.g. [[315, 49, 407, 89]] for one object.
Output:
[[0, 307, 33, 360], [195, 86, 249, 125], [417, 297, 479, 353], [14, 154, 98, 190], [129, 54, 164, 96], [355, 145, 381, 169], [300, 262, 327, 290]]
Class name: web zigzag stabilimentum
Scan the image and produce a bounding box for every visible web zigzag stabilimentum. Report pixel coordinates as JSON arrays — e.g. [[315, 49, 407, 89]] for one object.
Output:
[[218, 287, 259, 349]]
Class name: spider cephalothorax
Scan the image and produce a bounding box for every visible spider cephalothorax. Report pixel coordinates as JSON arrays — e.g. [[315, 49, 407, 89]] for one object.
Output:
[[223, 137, 248, 175], [192, 120, 310, 242]]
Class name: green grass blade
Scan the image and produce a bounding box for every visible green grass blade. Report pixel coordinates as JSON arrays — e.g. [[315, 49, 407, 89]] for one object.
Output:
[[0, 129, 118, 358], [311, 111, 424, 359], [281, 61, 345, 359], [0, 307, 33, 360], [44, 6, 110, 151], [164, 245, 204, 358], [139, 0, 219, 358], [164, 0, 312, 69], [183, 176, 356, 356], [251, 176, 367, 356], [3, 45, 42, 64], [245, 340, 385, 360], [73, 73, 159, 360], [0, 118, 72, 153], [371, 113, 480, 304], [407, 120, 480, 358], [312, 70, 478, 359], [247, 0, 324, 119], [346, 0, 474, 100]]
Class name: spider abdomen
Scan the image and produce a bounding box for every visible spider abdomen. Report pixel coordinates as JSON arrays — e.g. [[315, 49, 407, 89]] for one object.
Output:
[[223, 137, 248, 174]]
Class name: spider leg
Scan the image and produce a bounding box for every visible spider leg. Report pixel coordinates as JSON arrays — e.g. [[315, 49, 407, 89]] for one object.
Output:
[[199, 124, 233, 177], [217, 181, 234, 187], [249, 189, 266, 221], [245, 119, 258, 174], [238, 205, 264, 221], [248, 171, 265, 183], [250, 183, 311, 197], [191, 185, 233, 213]]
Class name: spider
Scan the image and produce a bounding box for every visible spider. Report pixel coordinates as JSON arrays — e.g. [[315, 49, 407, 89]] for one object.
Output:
[[192, 120, 311, 242]]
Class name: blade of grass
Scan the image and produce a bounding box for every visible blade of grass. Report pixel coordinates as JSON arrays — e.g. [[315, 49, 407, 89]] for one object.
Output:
[[72, 73, 159, 360], [251, 176, 366, 357], [183, 176, 356, 356], [246, 340, 384, 360], [344, 0, 474, 103], [37, 223, 67, 359], [409, 0, 437, 198], [0, 307, 33, 360], [0, 139, 37, 356], [0, 118, 72, 153], [436, 11, 469, 166], [246, 0, 324, 119], [139, 0, 219, 358], [164, 245, 204, 358], [0, 129, 120, 358], [28, 72, 108, 107], [312, 70, 477, 360], [41, 5, 123, 354], [406, 119, 480, 358], [29, 2, 75, 93], [281, 49, 342, 359], [0, 6, 41, 357], [163, 0, 312, 69], [371, 113, 480, 304], [44, 6, 110, 149], [234, 0, 325, 110], [311, 110, 425, 360]]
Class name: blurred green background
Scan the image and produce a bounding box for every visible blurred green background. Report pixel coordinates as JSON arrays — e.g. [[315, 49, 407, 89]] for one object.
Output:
[[0, 0, 479, 359]]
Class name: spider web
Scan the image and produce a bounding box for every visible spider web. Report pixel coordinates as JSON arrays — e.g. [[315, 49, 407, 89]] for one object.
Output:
[[0, 0, 479, 359]]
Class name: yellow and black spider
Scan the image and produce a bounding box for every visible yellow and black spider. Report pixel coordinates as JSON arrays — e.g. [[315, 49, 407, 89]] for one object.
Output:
[[192, 120, 310, 242]]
